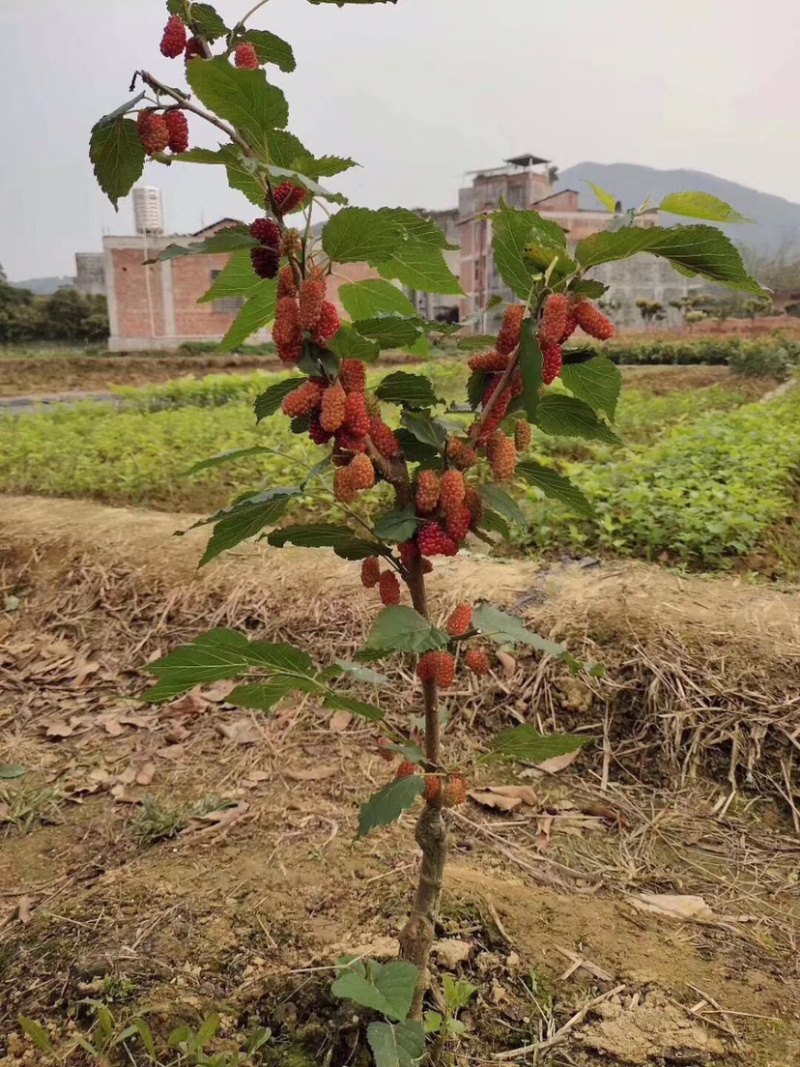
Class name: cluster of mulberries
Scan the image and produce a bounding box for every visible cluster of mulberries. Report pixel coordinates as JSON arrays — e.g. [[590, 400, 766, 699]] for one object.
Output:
[[273, 269, 341, 363], [136, 108, 190, 156], [537, 293, 615, 384], [412, 467, 481, 560], [388, 755, 468, 808], [466, 306, 527, 448], [159, 15, 205, 62]]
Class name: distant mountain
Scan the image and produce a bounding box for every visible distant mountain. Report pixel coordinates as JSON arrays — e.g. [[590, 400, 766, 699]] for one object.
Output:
[[10, 276, 74, 295], [556, 162, 800, 254]]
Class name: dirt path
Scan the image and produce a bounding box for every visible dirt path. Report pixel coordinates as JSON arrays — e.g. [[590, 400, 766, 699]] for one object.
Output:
[[1, 496, 799, 1065]]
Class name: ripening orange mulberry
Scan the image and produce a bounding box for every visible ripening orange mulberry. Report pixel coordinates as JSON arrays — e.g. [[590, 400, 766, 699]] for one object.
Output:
[[489, 431, 517, 481], [542, 344, 563, 385], [314, 301, 340, 343], [272, 297, 303, 363], [443, 775, 468, 807], [439, 470, 466, 515], [574, 298, 615, 340], [447, 604, 473, 637], [361, 557, 381, 589], [514, 419, 532, 451], [277, 266, 298, 300], [299, 275, 327, 332], [424, 776, 442, 802], [369, 417, 402, 459], [320, 382, 347, 433], [344, 392, 371, 437], [395, 760, 418, 779], [334, 465, 357, 504], [415, 470, 440, 515], [464, 486, 484, 527], [379, 570, 401, 606], [137, 111, 170, 155], [160, 15, 187, 58], [339, 359, 366, 394], [445, 504, 472, 545], [447, 438, 478, 470], [349, 453, 375, 490], [234, 43, 259, 69], [465, 649, 491, 675], [282, 380, 323, 418], [496, 304, 526, 356], [468, 351, 510, 373], [538, 293, 570, 349]]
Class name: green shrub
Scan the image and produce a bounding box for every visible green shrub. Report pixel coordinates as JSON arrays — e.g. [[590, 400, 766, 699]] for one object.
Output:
[[523, 388, 800, 564], [573, 335, 800, 369], [727, 342, 798, 380], [178, 340, 276, 356]]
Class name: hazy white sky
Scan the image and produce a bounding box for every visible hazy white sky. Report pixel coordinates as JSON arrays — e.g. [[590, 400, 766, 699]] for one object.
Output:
[[1, 0, 797, 280]]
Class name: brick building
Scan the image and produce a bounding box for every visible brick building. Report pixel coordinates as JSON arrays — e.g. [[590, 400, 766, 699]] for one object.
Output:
[[103, 217, 378, 352]]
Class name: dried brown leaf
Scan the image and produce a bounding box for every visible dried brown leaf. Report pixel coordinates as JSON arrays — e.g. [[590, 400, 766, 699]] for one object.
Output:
[[156, 744, 185, 761], [135, 762, 156, 786], [284, 766, 338, 782], [328, 710, 352, 733], [536, 749, 583, 775], [168, 690, 209, 716], [203, 680, 237, 703], [17, 897, 32, 924], [468, 790, 523, 812], [217, 720, 261, 745], [496, 650, 517, 676], [44, 719, 74, 739], [183, 801, 249, 835], [628, 894, 714, 922]]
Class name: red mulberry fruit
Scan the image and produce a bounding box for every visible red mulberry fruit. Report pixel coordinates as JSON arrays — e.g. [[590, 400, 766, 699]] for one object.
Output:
[[433, 652, 456, 689], [488, 431, 517, 481], [418, 522, 458, 558], [447, 438, 477, 470], [574, 299, 615, 340], [514, 420, 532, 451], [496, 304, 525, 356], [446, 604, 473, 637], [282, 380, 323, 418], [336, 429, 367, 455], [160, 15, 187, 58], [314, 301, 341, 343], [395, 760, 417, 780], [308, 413, 333, 445], [377, 737, 395, 762], [560, 307, 578, 344], [443, 775, 467, 807], [445, 505, 472, 545], [379, 570, 401, 606], [465, 649, 491, 675], [339, 359, 366, 394], [369, 418, 402, 459], [299, 275, 327, 332], [439, 470, 466, 515], [234, 43, 260, 69], [542, 344, 563, 385], [164, 110, 189, 153], [136, 111, 169, 155], [251, 218, 281, 248], [349, 453, 375, 490], [361, 557, 381, 589], [185, 36, 205, 60], [277, 266, 297, 300], [320, 383, 347, 433], [423, 776, 442, 802], [415, 470, 440, 515], [398, 541, 419, 569], [273, 181, 307, 215], [251, 246, 280, 280], [538, 293, 570, 349], [344, 392, 370, 437], [469, 351, 510, 373]]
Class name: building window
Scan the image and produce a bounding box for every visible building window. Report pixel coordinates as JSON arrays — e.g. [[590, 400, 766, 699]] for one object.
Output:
[[210, 269, 246, 314]]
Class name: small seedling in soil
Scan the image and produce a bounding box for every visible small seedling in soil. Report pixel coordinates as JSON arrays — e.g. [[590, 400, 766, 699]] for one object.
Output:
[[87, 2, 766, 1061]]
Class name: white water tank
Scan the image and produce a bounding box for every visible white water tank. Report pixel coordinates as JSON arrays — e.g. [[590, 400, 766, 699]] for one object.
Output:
[[132, 186, 165, 235]]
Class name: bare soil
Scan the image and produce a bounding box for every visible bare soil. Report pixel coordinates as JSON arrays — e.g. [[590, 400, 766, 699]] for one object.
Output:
[[1, 497, 799, 1065]]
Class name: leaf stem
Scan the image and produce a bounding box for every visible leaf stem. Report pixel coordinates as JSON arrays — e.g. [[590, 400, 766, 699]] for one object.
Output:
[[236, 0, 272, 29]]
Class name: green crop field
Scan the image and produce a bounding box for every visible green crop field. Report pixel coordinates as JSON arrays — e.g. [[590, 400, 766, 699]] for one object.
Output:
[[1, 358, 798, 573]]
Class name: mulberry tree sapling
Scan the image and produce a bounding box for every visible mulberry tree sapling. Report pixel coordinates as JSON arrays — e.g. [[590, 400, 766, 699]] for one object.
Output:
[[89, 0, 766, 1054]]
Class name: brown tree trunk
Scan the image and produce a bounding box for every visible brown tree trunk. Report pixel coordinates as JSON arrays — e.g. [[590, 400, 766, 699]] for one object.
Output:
[[398, 553, 448, 1020]]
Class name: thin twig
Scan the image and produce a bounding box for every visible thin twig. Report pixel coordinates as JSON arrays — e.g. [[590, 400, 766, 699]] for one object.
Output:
[[493, 985, 626, 1060]]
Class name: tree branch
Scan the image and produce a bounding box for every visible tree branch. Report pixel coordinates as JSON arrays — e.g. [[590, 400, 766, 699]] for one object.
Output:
[[466, 343, 521, 445]]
